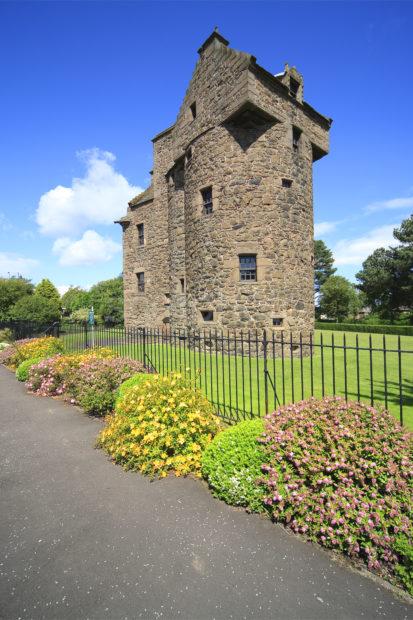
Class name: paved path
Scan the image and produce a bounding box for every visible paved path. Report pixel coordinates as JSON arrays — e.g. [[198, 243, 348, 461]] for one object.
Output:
[[0, 366, 411, 620]]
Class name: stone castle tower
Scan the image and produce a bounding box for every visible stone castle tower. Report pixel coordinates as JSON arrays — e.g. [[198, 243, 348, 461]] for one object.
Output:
[[117, 31, 331, 334]]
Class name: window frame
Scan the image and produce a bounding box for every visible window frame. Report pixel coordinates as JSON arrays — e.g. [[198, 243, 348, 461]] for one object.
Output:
[[190, 102, 197, 119], [201, 310, 214, 322], [292, 126, 302, 151], [239, 254, 257, 282], [201, 186, 213, 215], [137, 271, 145, 293], [137, 223, 145, 247]]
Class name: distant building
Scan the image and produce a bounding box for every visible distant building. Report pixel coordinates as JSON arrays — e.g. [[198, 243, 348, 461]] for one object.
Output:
[[117, 31, 332, 334]]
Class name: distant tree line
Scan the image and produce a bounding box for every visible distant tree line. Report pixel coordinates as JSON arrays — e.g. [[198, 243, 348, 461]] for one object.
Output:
[[0, 275, 124, 325], [315, 213, 412, 324]]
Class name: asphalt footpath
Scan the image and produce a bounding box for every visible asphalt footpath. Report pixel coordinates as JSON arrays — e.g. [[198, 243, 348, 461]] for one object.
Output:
[[0, 365, 411, 620]]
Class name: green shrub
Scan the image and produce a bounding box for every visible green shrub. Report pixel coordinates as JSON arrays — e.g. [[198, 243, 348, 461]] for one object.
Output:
[[202, 419, 266, 512], [98, 373, 221, 478], [0, 342, 10, 351], [0, 328, 13, 342], [394, 534, 413, 595], [65, 356, 145, 416], [315, 321, 413, 336], [260, 397, 412, 591], [7, 336, 64, 369], [16, 357, 43, 382], [115, 372, 157, 402]]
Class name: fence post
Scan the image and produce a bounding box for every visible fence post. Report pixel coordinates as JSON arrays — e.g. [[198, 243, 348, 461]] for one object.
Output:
[[84, 321, 88, 349], [263, 329, 269, 415], [142, 327, 146, 367]]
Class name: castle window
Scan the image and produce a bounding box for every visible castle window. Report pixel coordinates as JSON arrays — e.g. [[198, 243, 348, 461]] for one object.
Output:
[[282, 178, 293, 188], [273, 317, 283, 326], [180, 278, 185, 293], [137, 272, 145, 293], [239, 254, 257, 281], [201, 186, 213, 215], [190, 102, 197, 119], [137, 223, 144, 246], [289, 77, 299, 99], [201, 310, 214, 322], [292, 126, 302, 151]]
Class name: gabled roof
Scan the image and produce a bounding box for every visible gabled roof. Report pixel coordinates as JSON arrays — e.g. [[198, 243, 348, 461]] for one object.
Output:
[[128, 185, 154, 207]]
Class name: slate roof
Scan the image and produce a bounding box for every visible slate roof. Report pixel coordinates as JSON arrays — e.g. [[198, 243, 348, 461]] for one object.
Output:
[[128, 185, 154, 208]]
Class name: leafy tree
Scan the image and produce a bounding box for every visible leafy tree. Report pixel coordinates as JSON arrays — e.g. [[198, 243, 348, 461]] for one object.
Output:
[[61, 287, 91, 314], [356, 214, 413, 322], [320, 275, 360, 322], [314, 240, 336, 293], [89, 276, 124, 324], [0, 277, 34, 320], [10, 295, 61, 324], [35, 278, 60, 303]]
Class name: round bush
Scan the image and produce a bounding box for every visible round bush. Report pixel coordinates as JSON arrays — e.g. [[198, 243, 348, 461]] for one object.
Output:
[[0, 338, 32, 366], [202, 419, 266, 512], [115, 372, 157, 402], [16, 356, 43, 382], [260, 397, 413, 590], [98, 373, 221, 478], [66, 356, 146, 416]]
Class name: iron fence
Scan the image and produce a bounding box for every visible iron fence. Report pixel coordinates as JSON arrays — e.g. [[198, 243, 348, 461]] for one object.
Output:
[[1, 320, 412, 428]]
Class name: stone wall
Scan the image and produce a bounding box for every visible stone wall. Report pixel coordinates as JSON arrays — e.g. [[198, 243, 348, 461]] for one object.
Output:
[[119, 31, 331, 337]]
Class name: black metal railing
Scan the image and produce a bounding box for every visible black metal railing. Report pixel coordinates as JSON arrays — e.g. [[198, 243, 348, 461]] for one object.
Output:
[[1, 320, 412, 428]]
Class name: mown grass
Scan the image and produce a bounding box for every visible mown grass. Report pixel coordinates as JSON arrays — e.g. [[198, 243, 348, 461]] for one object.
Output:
[[61, 327, 413, 429]]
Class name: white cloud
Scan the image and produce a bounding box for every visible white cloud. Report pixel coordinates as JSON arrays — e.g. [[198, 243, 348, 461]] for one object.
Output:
[[365, 195, 413, 214], [52, 230, 121, 266], [0, 213, 12, 232], [333, 224, 397, 266], [36, 149, 142, 236], [314, 220, 339, 236], [0, 252, 38, 277], [57, 284, 71, 296]]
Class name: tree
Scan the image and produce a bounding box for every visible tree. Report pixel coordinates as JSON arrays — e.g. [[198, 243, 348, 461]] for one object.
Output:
[[89, 276, 124, 324], [35, 278, 60, 303], [319, 276, 360, 322], [61, 287, 91, 314], [10, 295, 61, 324], [356, 214, 413, 322], [314, 240, 336, 293], [0, 277, 34, 320]]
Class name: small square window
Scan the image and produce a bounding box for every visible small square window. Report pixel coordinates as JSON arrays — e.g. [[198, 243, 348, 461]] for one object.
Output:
[[137, 272, 145, 293], [282, 178, 293, 188], [137, 223, 144, 246], [190, 102, 197, 119], [239, 254, 257, 281], [289, 77, 299, 99], [201, 310, 214, 322], [272, 318, 283, 326], [201, 186, 213, 215], [292, 126, 302, 151]]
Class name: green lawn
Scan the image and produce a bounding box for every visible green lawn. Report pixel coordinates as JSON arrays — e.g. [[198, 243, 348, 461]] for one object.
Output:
[[61, 327, 413, 429]]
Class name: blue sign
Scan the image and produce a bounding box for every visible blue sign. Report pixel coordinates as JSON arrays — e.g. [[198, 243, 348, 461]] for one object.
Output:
[[88, 309, 95, 325]]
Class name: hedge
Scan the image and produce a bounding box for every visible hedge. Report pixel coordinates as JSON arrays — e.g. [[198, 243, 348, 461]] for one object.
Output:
[[315, 322, 413, 336]]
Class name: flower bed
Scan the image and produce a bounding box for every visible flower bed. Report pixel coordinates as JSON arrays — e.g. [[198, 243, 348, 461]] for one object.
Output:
[[2, 336, 64, 369], [26, 348, 144, 416], [98, 373, 220, 478], [259, 397, 413, 592]]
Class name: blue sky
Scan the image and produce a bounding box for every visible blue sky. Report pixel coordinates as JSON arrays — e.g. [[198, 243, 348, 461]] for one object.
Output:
[[0, 1, 412, 294]]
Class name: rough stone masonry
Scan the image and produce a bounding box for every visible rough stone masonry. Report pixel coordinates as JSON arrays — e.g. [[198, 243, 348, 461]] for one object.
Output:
[[116, 31, 332, 337]]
